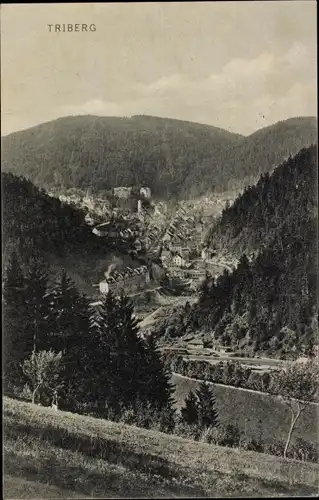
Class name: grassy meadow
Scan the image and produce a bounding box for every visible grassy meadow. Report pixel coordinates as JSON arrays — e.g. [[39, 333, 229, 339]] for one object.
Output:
[[4, 397, 319, 499], [171, 373, 318, 446]]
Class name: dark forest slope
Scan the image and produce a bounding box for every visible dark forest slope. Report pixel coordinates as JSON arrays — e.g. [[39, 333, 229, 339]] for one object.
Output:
[[2, 172, 139, 294], [1, 115, 316, 199], [173, 146, 318, 356], [208, 143, 317, 256], [223, 116, 317, 187]]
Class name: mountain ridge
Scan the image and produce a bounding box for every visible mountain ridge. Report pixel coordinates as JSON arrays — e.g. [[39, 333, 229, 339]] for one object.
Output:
[[1, 114, 316, 199]]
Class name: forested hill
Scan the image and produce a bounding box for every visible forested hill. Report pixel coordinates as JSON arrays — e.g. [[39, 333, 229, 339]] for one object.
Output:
[[172, 145, 318, 357], [207, 144, 317, 257], [1, 115, 242, 199], [1, 115, 316, 199], [221, 116, 317, 188], [2, 172, 139, 293]]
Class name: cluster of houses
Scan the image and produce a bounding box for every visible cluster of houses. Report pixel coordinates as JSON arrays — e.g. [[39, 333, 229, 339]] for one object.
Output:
[[160, 243, 218, 290], [58, 191, 111, 222], [98, 265, 151, 296], [92, 215, 143, 241], [113, 186, 152, 199], [161, 245, 215, 269]]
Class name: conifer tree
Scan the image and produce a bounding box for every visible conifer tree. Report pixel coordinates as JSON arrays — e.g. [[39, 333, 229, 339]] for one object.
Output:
[[86, 291, 125, 415], [23, 256, 51, 353], [3, 251, 28, 387], [116, 295, 147, 403], [87, 293, 176, 418], [142, 332, 176, 412], [181, 390, 198, 425], [47, 269, 89, 353], [46, 269, 90, 408], [196, 381, 219, 429]]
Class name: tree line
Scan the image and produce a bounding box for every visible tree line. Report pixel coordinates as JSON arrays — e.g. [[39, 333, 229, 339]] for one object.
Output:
[[3, 252, 220, 435], [3, 251, 318, 462], [163, 353, 318, 403], [3, 252, 175, 420]]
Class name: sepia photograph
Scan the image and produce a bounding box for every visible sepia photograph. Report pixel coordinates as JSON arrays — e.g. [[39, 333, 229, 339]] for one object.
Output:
[[1, 1, 318, 498]]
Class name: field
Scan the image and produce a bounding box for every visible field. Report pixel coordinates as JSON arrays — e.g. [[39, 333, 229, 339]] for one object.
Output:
[[4, 397, 318, 498], [171, 373, 318, 446]]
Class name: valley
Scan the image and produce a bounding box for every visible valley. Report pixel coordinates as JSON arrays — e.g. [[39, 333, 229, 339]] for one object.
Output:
[[2, 2, 317, 497], [2, 114, 318, 499]]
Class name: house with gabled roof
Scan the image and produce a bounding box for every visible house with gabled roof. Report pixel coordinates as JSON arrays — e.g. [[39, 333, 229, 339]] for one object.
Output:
[[172, 253, 188, 268]]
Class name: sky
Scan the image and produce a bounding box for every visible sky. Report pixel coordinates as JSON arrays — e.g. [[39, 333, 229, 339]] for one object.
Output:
[[1, 1, 317, 136]]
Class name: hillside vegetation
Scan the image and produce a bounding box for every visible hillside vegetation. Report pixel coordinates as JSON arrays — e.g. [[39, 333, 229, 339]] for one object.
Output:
[[221, 116, 317, 187], [169, 146, 317, 356], [2, 172, 139, 294], [208, 144, 317, 257], [171, 373, 318, 447], [1, 115, 316, 199], [4, 397, 318, 498]]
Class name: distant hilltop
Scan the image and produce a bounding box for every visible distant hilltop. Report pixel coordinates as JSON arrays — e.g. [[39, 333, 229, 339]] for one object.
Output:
[[1, 115, 316, 199]]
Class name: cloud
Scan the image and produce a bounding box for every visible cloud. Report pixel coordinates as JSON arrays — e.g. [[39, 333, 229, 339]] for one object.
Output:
[[52, 45, 316, 136]]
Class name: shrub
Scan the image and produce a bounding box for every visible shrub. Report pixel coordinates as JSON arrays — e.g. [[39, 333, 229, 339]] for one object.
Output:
[[218, 423, 241, 448], [290, 438, 318, 463], [174, 420, 201, 441], [199, 425, 219, 444], [264, 440, 285, 457]]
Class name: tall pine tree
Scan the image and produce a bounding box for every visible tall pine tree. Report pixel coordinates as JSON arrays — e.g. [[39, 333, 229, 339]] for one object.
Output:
[[142, 332, 176, 412], [181, 390, 198, 425], [86, 292, 176, 419], [3, 251, 29, 388], [196, 381, 219, 429], [23, 256, 51, 353], [46, 269, 90, 409]]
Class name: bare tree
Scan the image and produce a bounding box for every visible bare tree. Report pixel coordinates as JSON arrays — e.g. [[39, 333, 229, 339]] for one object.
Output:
[[271, 359, 318, 458]]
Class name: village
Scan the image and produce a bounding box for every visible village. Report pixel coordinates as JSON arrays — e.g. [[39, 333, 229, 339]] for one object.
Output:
[[52, 183, 238, 303]]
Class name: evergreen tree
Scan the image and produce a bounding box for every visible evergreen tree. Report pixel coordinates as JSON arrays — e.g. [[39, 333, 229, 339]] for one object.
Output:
[[181, 390, 198, 425], [23, 256, 51, 353], [3, 251, 28, 388], [84, 294, 116, 415], [196, 381, 219, 429], [47, 269, 87, 353], [142, 332, 176, 412], [86, 293, 176, 418], [85, 292, 135, 415], [112, 294, 145, 406], [46, 269, 90, 408]]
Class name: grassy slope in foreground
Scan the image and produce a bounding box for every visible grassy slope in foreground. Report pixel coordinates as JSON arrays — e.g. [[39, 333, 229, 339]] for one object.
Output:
[[4, 397, 318, 499]]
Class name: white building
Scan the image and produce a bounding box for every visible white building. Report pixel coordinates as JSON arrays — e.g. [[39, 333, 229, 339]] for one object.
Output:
[[187, 338, 204, 349], [137, 199, 143, 214], [140, 187, 151, 198], [99, 281, 109, 295], [172, 254, 187, 268], [92, 222, 118, 238]]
